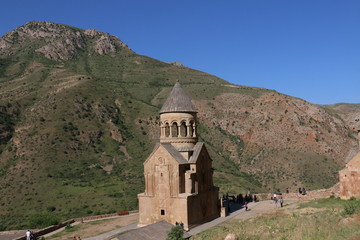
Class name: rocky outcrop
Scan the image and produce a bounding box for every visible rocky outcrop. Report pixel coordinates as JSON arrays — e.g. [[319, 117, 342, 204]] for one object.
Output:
[[0, 21, 130, 60], [168, 62, 184, 67], [85, 28, 129, 55]]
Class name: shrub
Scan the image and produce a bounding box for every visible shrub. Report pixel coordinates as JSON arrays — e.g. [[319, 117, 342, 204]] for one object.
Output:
[[65, 223, 72, 230], [166, 225, 184, 240], [46, 206, 56, 212], [343, 202, 357, 215]]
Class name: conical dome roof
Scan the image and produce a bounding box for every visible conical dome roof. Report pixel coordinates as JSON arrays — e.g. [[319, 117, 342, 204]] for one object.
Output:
[[160, 81, 197, 113]]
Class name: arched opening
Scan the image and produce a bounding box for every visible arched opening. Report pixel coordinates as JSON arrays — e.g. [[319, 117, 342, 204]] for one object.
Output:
[[180, 122, 187, 137], [165, 123, 170, 137], [189, 121, 194, 137], [172, 122, 178, 137]]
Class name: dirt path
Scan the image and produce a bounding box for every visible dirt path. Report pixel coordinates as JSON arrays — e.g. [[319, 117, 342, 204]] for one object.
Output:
[[0, 230, 26, 240], [1, 199, 297, 240], [44, 214, 138, 240]]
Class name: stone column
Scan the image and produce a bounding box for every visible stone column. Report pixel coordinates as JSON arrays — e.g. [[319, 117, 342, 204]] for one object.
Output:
[[178, 125, 181, 137], [193, 124, 197, 137], [186, 125, 191, 137], [160, 126, 164, 137]]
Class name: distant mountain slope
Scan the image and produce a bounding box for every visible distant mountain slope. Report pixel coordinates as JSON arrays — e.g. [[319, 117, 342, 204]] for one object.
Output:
[[0, 21, 358, 230]]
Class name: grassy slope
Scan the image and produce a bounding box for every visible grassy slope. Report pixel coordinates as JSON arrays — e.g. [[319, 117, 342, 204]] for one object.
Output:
[[0, 32, 266, 230], [0, 23, 357, 230], [192, 198, 360, 240]]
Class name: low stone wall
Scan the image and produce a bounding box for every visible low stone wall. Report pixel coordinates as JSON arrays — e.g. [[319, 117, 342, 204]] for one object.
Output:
[[73, 210, 138, 222], [13, 220, 74, 240], [12, 210, 139, 240], [261, 183, 340, 201]]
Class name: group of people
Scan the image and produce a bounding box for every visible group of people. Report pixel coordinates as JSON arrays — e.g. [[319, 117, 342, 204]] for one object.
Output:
[[299, 187, 307, 195], [222, 193, 258, 204], [273, 193, 284, 207], [175, 221, 184, 229]]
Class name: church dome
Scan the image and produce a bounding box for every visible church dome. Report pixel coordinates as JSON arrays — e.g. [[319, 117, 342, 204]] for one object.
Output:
[[159, 82, 197, 114]]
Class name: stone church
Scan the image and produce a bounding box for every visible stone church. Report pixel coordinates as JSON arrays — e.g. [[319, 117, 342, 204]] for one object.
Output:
[[339, 130, 360, 200], [138, 81, 220, 230]]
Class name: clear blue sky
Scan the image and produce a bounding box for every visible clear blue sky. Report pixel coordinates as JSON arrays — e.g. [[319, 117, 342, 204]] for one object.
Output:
[[1, 0, 359, 104]]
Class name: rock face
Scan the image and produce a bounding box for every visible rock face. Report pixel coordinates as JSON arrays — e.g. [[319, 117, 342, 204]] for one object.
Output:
[[0, 21, 129, 60], [195, 90, 358, 190]]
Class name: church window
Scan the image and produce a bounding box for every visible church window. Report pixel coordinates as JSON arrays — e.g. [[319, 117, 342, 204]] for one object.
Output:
[[161, 209, 165, 215], [189, 121, 194, 137], [180, 122, 187, 137], [165, 123, 170, 137], [172, 122, 178, 137]]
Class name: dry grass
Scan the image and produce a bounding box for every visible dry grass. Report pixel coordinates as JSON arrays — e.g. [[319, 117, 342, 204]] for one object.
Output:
[[46, 214, 138, 240], [191, 200, 360, 240]]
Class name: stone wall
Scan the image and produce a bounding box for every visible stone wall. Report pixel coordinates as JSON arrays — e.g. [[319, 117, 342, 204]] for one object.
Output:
[[262, 183, 340, 201]]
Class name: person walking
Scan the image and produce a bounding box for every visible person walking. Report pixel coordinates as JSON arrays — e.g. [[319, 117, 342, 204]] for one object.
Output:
[[280, 197, 284, 207], [245, 201, 248, 211], [26, 230, 31, 240]]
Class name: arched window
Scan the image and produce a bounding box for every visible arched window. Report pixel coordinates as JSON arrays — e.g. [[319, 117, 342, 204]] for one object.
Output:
[[172, 122, 178, 137], [189, 121, 194, 137], [165, 123, 170, 137], [180, 122, 187, 137]]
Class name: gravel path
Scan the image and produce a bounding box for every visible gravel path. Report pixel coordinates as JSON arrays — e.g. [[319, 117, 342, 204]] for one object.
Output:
[[1, 199, 297, 240]]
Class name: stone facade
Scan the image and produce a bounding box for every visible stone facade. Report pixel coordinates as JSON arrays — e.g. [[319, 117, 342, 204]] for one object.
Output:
[[138, 82, 220, 230], [339, 131, 360, 200]]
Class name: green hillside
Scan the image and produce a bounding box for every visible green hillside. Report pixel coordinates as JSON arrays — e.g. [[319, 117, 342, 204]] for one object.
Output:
[[0, 21, 357, 230]]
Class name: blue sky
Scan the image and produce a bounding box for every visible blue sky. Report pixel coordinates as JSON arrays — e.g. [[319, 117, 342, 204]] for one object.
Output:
[[1, 0, 359, 104]]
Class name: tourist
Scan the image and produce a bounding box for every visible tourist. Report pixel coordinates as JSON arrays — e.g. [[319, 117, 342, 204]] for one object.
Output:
[[238, 193, 244, 204], [286, 187, 289, 193], [245, 201, 248, 211], [26, 230, 31, 240], [280, 197, 284, 207], [254, 195, 257, 202], [274, 197, 278, 207], [73, 236, 77, 240], [302, 187, 306, 195]]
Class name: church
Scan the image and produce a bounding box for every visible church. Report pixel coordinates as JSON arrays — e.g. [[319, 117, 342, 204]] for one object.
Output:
[[138, 81, 220, 230]]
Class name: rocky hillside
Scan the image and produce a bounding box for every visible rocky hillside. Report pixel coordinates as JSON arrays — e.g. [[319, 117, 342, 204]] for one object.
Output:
[[0, 21, 358, 230]]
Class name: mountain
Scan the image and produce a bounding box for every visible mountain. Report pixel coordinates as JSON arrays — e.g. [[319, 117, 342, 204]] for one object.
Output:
[[0, 21, 358, 230]]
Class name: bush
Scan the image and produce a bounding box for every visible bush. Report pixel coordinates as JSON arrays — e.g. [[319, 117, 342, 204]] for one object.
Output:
[[343, 202, 358, 216], [46, 206, 56, 212], [166, 225, 184, 240]]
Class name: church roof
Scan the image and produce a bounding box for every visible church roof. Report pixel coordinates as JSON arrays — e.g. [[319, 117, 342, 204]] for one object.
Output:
[[161, 143, 188, 164], [189, 142, 208, 163], [143, 143, 189, 165], [159, 81, 197, 113]]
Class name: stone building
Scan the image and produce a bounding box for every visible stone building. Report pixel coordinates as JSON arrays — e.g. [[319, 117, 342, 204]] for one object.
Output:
[[339, 130, 360, 200], [138, 81, 220, 230]]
